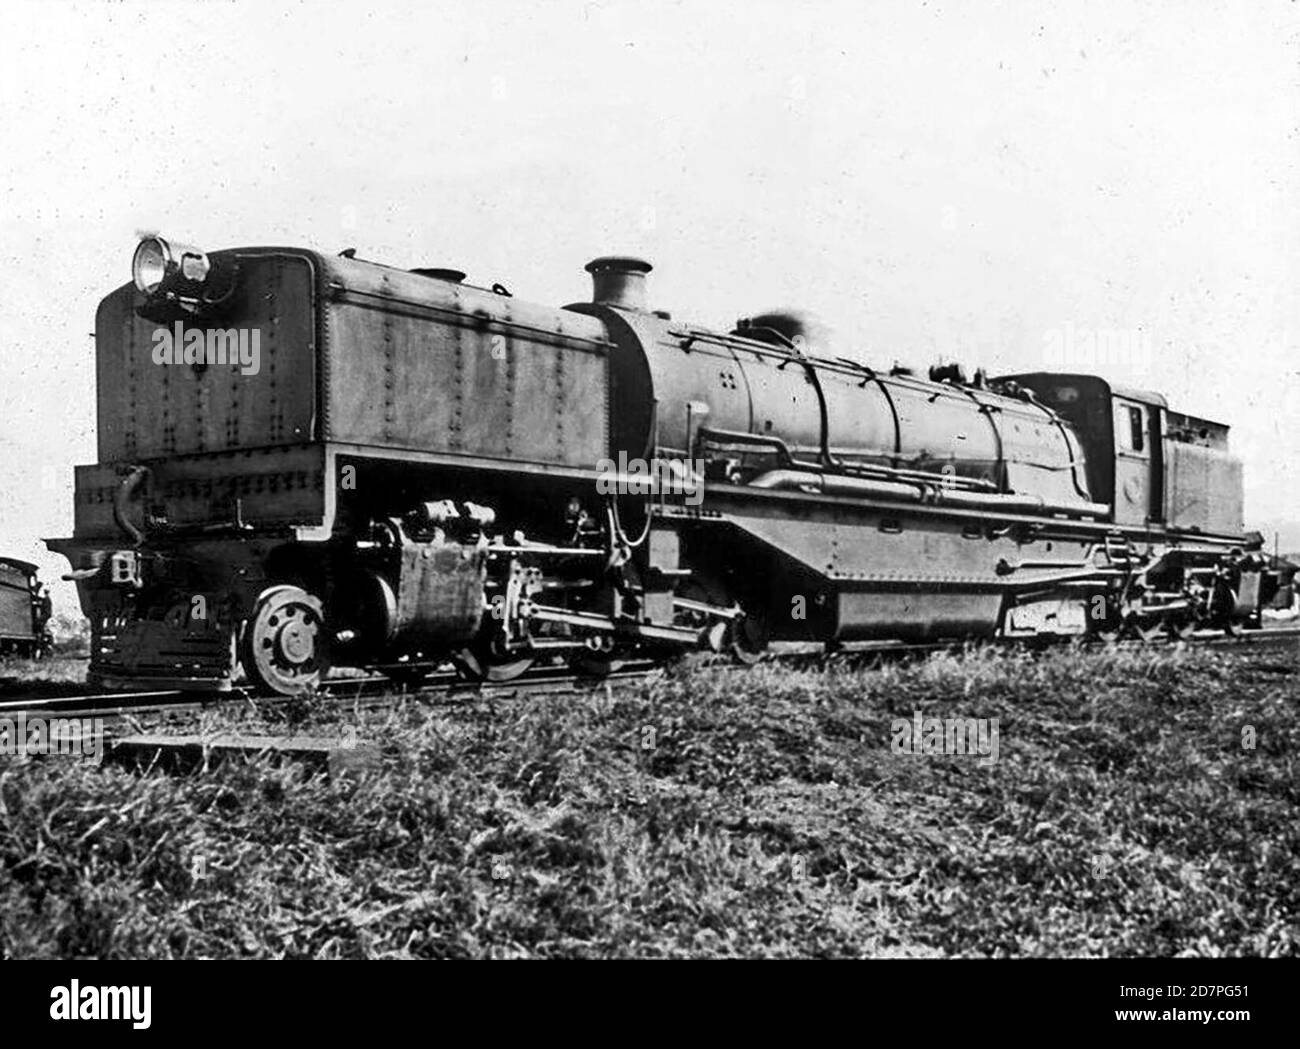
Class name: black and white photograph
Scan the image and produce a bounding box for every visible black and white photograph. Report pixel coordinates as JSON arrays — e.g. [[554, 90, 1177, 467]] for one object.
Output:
[[0, 0, 1295, 1031]]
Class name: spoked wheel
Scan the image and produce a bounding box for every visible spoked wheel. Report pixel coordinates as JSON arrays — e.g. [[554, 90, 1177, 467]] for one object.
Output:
[[1208, 581, 1243, 637], [453, 637, 535, 683], [728, 612, 769, 665], [241, 585, 331, 696], [1092, 613, 1123, 643], [1165, 615, 1198, 641], [567, 636, 626, 678], [674, 575, 766, 664], [1130, 617, 1168, 643]]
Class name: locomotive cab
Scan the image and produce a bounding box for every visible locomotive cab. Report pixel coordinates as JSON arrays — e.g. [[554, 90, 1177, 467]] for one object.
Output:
[[996, 372, 1244, 536]]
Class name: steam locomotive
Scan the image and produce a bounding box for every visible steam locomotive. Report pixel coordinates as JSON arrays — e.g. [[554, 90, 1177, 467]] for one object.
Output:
[[46, 237, 1280, 694]]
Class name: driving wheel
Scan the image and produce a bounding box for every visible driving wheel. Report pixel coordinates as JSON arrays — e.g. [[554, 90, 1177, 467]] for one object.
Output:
[[241, 585, 330, 696]]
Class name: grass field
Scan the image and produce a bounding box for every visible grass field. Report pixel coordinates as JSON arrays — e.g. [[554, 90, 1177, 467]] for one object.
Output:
[[1, 642, 1296, 957]]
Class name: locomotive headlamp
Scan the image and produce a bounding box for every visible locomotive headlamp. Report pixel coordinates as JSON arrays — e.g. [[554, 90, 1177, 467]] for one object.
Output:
[[132, 236, 211, 295], [131, 235, 238, 322]]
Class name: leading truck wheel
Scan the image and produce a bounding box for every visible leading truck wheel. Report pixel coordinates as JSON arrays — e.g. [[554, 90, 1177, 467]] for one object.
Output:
[[242, 585, 331, 696], [728, 613, 769, 665], [568, 636, 626, 678], [453, 636, 535, 683]]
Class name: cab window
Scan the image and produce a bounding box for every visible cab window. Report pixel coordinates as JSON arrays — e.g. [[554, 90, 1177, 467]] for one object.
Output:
[[1116, 403, 1145, 453]]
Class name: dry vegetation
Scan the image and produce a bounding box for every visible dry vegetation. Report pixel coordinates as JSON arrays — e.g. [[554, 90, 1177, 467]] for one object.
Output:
[[0, 642, 1296, 957]]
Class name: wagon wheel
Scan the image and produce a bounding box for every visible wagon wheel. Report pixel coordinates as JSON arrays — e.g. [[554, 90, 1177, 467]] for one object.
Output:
[[241, 585, 330, 696]]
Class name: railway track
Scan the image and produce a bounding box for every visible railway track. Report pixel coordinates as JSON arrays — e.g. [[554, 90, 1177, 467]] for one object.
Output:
[[0, 662, 663, 727], [1, 625, 1296, 729]]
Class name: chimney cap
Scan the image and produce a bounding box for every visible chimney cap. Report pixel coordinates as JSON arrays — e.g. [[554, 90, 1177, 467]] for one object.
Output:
[[585, 255, 652, 275]]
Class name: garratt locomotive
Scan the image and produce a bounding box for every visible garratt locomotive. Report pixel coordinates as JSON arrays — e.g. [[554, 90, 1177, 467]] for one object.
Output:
[[46, 237, 1279, 694]]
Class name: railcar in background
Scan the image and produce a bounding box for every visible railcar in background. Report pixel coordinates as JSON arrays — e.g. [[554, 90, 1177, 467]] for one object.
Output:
[[46, 236, 1282, 694], [0, 558, 52, 658]]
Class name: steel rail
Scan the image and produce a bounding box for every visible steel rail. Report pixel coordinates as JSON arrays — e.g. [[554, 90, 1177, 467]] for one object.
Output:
[[0, 628, 1293, 727]]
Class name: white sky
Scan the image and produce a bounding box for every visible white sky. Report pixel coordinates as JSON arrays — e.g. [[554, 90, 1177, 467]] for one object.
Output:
[[2, 0, 1298, 607]]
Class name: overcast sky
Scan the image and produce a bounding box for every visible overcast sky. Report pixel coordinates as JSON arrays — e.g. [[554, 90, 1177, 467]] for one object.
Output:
[[2, 0, 1298, 605]]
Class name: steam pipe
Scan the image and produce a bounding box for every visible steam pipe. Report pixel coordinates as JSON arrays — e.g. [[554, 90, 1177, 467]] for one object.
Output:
[[113, 465, 151, 546], [749, 468, 1110, 518]]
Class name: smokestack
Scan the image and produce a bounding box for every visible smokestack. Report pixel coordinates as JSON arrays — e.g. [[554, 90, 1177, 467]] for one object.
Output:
[[585, 256, 652, 311]]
